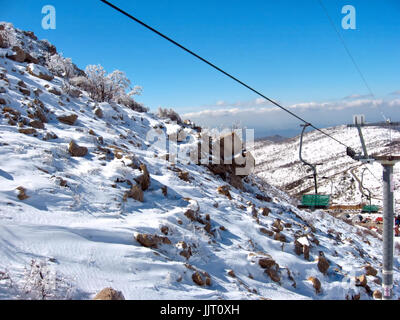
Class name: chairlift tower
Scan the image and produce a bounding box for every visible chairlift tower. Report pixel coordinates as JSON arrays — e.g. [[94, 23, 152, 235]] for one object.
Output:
[[347, 115, 400, 300]]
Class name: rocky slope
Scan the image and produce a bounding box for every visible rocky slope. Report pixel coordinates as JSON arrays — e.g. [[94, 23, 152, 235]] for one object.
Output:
[[0, 22, 398, 300]]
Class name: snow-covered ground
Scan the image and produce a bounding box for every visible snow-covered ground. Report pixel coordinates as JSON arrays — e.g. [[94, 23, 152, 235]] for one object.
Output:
[[0, 22, 399, 300]]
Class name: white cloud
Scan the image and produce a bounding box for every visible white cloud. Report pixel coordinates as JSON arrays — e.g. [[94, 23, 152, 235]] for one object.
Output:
[[182, 97, 400, 137]]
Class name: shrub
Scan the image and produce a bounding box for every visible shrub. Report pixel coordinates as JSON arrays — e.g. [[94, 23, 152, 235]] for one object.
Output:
[[157, 107, 182, 124]]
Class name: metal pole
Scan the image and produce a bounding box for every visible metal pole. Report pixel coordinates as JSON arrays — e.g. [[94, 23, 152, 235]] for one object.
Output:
[[382, 163, 394, 300], [299, 124, 318, 195]]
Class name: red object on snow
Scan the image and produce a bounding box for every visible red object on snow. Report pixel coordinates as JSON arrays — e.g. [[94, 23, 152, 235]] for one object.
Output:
[[375, 217, 383, 222]]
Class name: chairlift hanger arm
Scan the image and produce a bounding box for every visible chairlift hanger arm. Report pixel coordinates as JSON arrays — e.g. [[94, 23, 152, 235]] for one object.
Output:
[[299, 124, 318, 194]]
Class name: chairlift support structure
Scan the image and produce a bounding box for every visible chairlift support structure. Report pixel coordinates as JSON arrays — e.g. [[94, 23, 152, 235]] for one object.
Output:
[[347, 116, 400, 300]]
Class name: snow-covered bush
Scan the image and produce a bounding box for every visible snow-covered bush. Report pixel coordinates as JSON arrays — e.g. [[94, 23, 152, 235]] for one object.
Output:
[[22, 259, 75, 300], [46, 53, 75, 79], [70, 64, 145, 111], [157, 107, 182, 124]]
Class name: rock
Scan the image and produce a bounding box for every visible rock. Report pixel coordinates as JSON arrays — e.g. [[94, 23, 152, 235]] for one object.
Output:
[[93, 288, 125, 300], [161, 185, 168, 197], [29, 120, 44, 129], [160, 226, 169, 235], [134, 164, 150, 191], [68, 140, 88, 157], [0, 98, 6, 105], [274, 232, 286, 243], [317, 254, 330, 275], [192, 271, 211, 287], [135, 233, 170, 249], [23, 31, 38, 41], [260, 207, 270, 216], [294, 240, 303, 255], [355, 274, 367, 287], [34, 107, 47, 123], [26, 63, 54, 81], [94, 107, 103, 118], [260, 228, 274, 237], [364, 265, 378, 277], [126, 185, 144, 202], [217, 185, 232, 200], [265, 266, 280, 283], [16, 186, 29, 200], [227, 270, 236, 278], [58, 114, 78, 125], [48, 86, 61, 96], [273, 219, 284, 232], [184, 209, 197, 222], [373, 290, 382, 300], [303, 245, 310, 261], [18, 86, 30, 96], [7, 46, 28, 63], [18, 128, 36, 135], [308, 277, 321, 294], [258, 256, 277, 269], [178, 171, 190, 182], [192, 272, 205, 286], [43, 132, 58, 141], [256, 193, 272, 202]]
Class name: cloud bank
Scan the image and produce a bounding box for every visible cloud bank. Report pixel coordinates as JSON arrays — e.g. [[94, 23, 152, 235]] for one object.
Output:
[[182, 96, 400, 138]]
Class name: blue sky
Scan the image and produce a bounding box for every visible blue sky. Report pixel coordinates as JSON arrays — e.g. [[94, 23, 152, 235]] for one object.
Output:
[[2, 0, 400, 137]]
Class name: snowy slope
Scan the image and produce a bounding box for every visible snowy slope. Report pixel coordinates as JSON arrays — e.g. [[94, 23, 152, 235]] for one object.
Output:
[[0, 22, 399, 300], [253, 125, 400, 209]]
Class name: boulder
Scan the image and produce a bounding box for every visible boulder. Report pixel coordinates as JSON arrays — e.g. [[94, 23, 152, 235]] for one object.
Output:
[[0, 98, 6, 105], [217, 185, 232, 200], [192, 271, 211, 287], [260, 207, 270, 216], [134, 164, 150, 191], [364, 265, 378, 277], [94, 107, 103, 118], [93, 288, 125, 300], [18, 128, 36, 135], [265, 266, 280, 283], [29, 120, 44, 129], [135, 233, 171, 249], [16, 186, 29, 200], [274, 232, 286, 243], [317, 255, 330, 275], [126, 185, 144, 202], [308, 277, 321, 294], [26, 63, 54, 81], [58, 114, 78, 125], [273, 219, 284, 232], [258, 256, 277, 269], [373, 290, 382, 300], [178, 171, 190, 182], [48, 86, 61, 96], [7, 46, 38, 64], [68, 140, 88, 157], [355, 274, 367, 287], [192, 271, 205, 286]]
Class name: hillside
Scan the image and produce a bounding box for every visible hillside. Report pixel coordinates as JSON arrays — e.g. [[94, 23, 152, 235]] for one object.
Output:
[[0, 22, 399, 300], [253, 125, 400, 209]]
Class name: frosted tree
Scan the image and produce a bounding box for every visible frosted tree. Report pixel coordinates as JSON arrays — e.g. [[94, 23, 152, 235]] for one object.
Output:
[[46, 53, 75, 79]]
